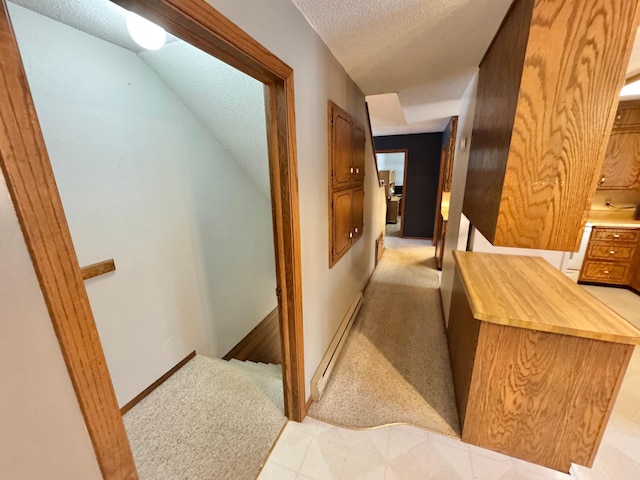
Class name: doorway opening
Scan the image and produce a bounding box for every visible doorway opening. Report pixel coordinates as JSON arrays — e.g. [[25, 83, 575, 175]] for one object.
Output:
[[0, 0, 305, 478], [375, 149, 408, 238]]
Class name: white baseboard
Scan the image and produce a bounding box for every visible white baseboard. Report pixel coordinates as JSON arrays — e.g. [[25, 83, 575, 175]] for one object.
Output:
[[310, 292, 363, 401]]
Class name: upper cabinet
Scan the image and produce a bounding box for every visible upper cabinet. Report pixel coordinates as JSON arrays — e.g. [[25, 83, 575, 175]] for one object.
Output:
[[463, 0, 640, 251], [598, 100, 640, 191], [328, 101, 366, 267]]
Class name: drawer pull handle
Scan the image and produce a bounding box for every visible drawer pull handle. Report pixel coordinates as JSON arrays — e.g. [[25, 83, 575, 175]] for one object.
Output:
[[610, 250, 617, 255], [604, 270, 611, 275], [613, 234, 620, 238]]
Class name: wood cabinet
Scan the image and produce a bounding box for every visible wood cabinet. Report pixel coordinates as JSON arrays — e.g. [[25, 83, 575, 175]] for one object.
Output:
[[598, 100, 640, 191], [579, 226, 640, 285], [462, 0, 640, 251], [448, 252, 640, 473], [328, 101, 365, 267]]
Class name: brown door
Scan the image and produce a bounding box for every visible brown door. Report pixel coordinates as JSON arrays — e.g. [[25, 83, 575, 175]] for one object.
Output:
[[332, 189, 353, 258], [332, 110, 353, 189], [352, 124, 365, 185], [352, 186, 364, 241]]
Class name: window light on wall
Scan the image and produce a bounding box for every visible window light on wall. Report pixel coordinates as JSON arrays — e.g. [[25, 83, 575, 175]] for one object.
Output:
[[127, 12, 166, 50]]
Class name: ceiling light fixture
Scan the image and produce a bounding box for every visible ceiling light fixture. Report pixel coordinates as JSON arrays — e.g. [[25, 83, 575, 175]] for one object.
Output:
[[126, 12, 166, 50], [621, 79, 640, 97]]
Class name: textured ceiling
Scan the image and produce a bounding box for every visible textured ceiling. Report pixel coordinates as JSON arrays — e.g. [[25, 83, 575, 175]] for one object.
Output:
[[293, 0, 640, 135], [8, 0, 270, 197], [291, 0, 514, 134]]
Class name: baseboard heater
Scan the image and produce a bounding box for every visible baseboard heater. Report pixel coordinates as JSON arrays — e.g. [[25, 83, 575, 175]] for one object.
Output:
[[311, 292, 363, 401]]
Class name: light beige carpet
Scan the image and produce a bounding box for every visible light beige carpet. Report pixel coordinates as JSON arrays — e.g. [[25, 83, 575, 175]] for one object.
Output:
[[123, 355, 286, 480], [308, 239, 461, 438]]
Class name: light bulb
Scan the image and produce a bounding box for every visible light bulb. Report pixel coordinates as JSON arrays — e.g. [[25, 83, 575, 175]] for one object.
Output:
[[126, 11, 166, 50]]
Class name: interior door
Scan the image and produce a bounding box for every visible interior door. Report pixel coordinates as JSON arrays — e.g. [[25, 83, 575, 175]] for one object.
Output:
[[352, 186, 364, 241], [332, 189, 353, 259], [352, 124, 365, 185], [332, 109, 353, 190]]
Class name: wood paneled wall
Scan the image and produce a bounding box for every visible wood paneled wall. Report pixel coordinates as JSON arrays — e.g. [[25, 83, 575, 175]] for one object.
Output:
[[464, 0, 640, 251]]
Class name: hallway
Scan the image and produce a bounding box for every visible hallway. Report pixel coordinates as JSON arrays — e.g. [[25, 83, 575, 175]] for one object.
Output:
[[258, 237, 640, 480], [308, 236, 458, 436]]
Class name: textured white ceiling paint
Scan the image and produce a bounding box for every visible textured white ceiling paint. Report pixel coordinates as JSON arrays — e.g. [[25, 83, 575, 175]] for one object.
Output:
[[366, 92, 449, 136], [291, 0, 513, 135], [293, 0, 640, 136], [8, 0, 270, 197], [139, 43, 270, 197], [9, 0, 178, 52]]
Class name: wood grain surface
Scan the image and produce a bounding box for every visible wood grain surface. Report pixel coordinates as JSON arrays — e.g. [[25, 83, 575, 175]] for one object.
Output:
[[223, 308, 282, 365], [81, 259, 116, 280], [453, 251, 640, 344], [495, 0, 640, 250], [463, 322, 634, 471], [599, 131, 640, 190], [446, 270, 481, 428], [0, 3, 137, 478], [462, 0, 533, 243]]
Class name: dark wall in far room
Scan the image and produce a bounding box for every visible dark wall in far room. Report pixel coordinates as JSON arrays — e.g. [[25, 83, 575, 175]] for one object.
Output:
[[375, 133, 443, 238]]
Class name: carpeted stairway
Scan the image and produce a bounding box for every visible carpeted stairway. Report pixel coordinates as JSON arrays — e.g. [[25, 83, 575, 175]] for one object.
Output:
[[308, 240, 461, 438], [123, 355, 285, 480]]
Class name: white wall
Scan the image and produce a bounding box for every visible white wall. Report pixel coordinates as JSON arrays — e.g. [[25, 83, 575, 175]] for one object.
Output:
[[440, 73, 478, 324], [9, 3, 277, 406], [204, 0, 387, 391], [376, 152, 405, 186], [0, 175, 103, 479]]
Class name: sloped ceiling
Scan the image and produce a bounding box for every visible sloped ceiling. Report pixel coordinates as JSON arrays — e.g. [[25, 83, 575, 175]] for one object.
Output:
[[292, 0, 640, 135], [8, 0, 270, 197]]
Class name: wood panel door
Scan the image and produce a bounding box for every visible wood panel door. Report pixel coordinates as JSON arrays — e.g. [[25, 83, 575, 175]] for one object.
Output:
[[332, 189, 353, 262], [352, 124, 365, 185], [613, 99, 640, 131], [331, 109, 353, 190], [599, 132, 640, 190], [352, 186, 364, 241]]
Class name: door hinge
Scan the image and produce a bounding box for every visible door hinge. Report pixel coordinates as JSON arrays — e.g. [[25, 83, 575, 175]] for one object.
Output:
[[275, 287, 282, 299]]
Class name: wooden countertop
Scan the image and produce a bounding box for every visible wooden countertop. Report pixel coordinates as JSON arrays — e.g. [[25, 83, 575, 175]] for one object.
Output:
[[453, 251, 640, 345], [587, 208, 640, 228]]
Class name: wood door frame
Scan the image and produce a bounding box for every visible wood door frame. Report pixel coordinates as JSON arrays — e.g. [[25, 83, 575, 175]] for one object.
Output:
[[0, 0, 305, 478], [375, 149, 408, 236]]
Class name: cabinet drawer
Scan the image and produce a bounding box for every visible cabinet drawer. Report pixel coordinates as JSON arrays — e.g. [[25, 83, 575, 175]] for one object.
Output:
[[586, 243, 636, 261], [591, 228, 640, 243], [580, 261, 629, 284]]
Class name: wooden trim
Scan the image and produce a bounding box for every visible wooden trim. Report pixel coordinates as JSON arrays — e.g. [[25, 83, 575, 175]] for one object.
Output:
[[625, 72, 640, 86], [222, 308, 281, 364], [81, 259, 116, 280], [305, 396, 313, 416], [1, 1, 307, 478], [120, 351, 196, 415], [0, 2, 137, 478], [365, 102, 381, 186]]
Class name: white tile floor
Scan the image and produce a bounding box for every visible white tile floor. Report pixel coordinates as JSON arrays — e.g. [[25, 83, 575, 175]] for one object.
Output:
[[257, 282, 640, 480]]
